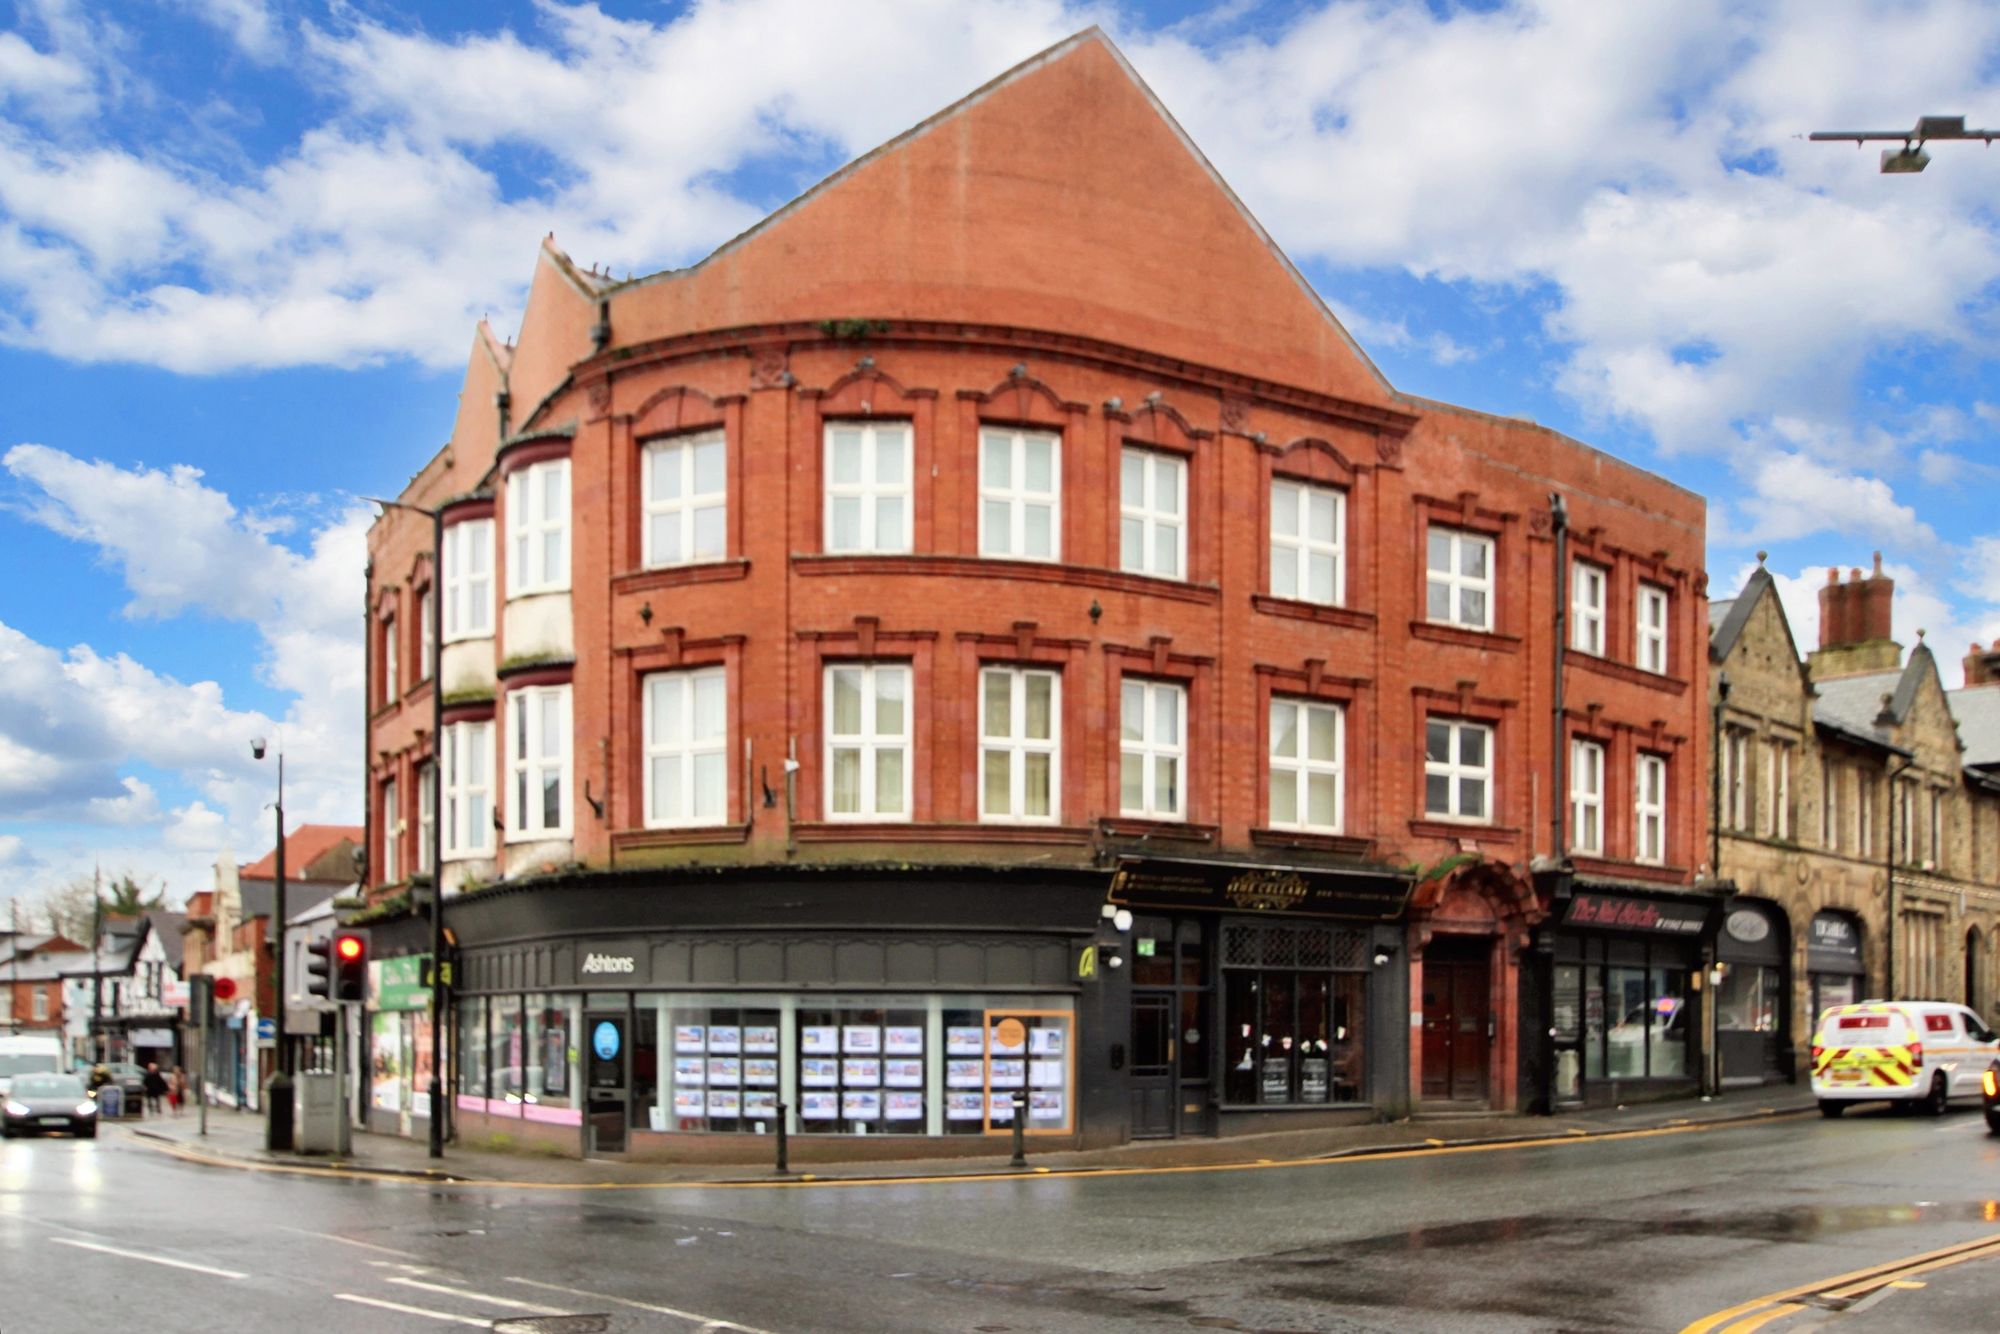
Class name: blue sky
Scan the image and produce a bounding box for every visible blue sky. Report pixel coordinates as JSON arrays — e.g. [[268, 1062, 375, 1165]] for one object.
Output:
[[2, 0, 1998, 909]]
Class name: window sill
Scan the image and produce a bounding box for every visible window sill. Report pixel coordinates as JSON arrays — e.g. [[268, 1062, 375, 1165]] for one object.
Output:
[[793, 553, 1221, 605], [613, 823, 752, 851], [1568, 652, 1688, 694], [1568, 856, 1692, 885], [1096, 817, 1217, 843], [1248, 827, 1374, 859], [794, 821, 1093, 845], [1407, 818, 1519, 841], [1409, 621, 1520, 652], [504, 585, 572, 602], [1251, 595, 1375, 632], [613, 558, 750, 594]]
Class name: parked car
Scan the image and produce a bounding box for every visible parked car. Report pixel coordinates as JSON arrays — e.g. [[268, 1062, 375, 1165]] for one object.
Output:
[[76, 1060, 146, 1111], [1811, 1001, 1999, 1116], [2, 1073, 98, 1138], [1983, 1063, 2000, 1135]]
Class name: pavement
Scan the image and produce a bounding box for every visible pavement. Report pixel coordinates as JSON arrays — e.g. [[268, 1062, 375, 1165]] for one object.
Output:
[[118, 1081, 1819, 1185]]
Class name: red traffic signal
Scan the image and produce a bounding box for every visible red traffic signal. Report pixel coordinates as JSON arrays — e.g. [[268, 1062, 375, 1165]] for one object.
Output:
[[331, 929, 370, 1002]]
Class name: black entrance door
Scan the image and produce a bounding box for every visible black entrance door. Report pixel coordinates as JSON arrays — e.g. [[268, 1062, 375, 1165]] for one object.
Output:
[[1421, 939, 1491, 1103], [1128, 916, 1212, 1139], [585, 1011, 627, 1155]]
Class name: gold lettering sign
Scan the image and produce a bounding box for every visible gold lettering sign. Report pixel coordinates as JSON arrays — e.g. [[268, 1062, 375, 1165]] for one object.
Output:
[[1224, 869, 1310, 912]]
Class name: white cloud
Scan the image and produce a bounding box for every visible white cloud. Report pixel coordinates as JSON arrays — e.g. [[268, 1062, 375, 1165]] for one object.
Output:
[[1732, 556, 2000, 691], [1733, 451, 1934, 549], [0, 445, 365, 902], [180, 0, 282, 63]]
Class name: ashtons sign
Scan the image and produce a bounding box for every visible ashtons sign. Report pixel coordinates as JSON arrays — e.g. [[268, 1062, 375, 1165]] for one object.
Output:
[[1110, 857, 1412, 921], [581, 952, 637, 975], [1562, 893, 1707, 935]]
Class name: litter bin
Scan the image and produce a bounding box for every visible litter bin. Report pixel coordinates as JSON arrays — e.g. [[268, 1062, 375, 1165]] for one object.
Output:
[[95, 1085, 123, 1119]]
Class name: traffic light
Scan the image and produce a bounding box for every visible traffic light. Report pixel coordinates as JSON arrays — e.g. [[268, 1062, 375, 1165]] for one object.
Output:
[[332, 929, 370, 1002], [303, 939, 333, 1000]]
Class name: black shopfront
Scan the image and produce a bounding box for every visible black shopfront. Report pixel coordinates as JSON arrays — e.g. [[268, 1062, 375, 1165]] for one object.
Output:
[[1106, 857, 1414, 1137], [1540, 882, 1717, 1109]]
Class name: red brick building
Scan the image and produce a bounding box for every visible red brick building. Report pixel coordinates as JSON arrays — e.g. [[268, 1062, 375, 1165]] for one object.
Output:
[[365, 30, 1708, 1156]]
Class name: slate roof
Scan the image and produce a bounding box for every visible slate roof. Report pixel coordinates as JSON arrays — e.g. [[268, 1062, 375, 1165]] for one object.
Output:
[[240, 824, 363, 880], [237, 880, 347, 940], [6, 950, 91, 982], [1707, 597, 1735, 633], [144, 910, 186, 972], [1950, 687, 2000, 769], [1812, 670, 1903, 749]]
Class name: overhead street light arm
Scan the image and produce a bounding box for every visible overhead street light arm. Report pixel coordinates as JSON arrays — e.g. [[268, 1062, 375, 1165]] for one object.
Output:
[[1807, 116, 1997, 144]]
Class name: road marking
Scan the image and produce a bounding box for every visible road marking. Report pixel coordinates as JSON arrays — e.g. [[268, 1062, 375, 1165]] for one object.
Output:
[[389, 1276, 567, 1313], [505, 1276, 776, 1332], [334, 1293, 491, 1326], [50, 1236, 246, 1280], [277, 1225, 416, 1257], [1680, 1228, 2000, 1333], [127, 1109, 1816, 1193]]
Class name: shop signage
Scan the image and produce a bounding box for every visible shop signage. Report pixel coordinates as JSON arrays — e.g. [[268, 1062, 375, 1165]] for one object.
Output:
[[1807, 911, 1864, 972], [571, 942, 650, 986], [1109, 858, 1412, 921], [1725, 909, 1771, 943], [1562, 893, 1707, 935], [373, 955, 432, 1013]]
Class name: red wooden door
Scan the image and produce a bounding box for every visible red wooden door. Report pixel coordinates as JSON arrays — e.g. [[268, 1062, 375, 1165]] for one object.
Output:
[[1421, 951, 1492, 1102]]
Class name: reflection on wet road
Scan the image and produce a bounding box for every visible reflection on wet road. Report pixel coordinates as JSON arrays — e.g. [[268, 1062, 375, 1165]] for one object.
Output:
[[4, 1105, 2000, 1331]]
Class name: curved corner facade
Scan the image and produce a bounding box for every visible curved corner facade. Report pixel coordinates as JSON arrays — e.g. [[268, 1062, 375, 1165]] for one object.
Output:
[[360, 30, 1709, 1158]]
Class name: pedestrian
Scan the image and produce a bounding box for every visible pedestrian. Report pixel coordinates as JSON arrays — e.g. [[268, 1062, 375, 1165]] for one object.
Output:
[[168, 1065, 186, 1117], [141, 1062, 168, 1116]]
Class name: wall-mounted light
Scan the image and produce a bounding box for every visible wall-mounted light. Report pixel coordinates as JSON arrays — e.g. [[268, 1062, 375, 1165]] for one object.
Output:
[[1372, 944, 1398, 967]]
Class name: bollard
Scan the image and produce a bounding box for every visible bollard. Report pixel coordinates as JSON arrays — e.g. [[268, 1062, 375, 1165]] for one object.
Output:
[[1009, 1091, 1027, 1168], [774, 1101, 790, 1175]]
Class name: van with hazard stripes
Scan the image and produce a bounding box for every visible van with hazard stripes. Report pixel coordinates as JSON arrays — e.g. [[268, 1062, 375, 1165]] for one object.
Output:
[[1811, 1001, 2000, 1117]]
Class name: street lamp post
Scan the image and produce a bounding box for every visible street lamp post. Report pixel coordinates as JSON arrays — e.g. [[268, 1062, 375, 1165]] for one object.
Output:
[[366, 495, 447, 1160], [251, 735, 292, 1152]]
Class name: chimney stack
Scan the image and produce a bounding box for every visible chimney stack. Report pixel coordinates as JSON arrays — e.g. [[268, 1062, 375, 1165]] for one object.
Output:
[[1808, 552, 1901, 679], [1968, 642, 2000, 688]]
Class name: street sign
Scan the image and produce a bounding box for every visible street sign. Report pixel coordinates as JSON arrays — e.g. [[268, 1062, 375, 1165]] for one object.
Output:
[[255, 1017, 277, 1041]]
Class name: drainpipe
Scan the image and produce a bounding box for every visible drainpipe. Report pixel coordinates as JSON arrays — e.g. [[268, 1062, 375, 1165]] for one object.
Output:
[[1706, 672, 1729, 1096], [1550, 493, 1568, 861]]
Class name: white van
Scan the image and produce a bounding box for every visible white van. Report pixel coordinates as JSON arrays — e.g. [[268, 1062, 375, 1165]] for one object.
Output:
[[0, 1035, 65, 1098], [1811, 1001, 2000, 1116]]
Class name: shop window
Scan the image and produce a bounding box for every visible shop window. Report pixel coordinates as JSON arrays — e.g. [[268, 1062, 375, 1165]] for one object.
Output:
[[1119, 447, 1185, 580], [486, 996, 526, 1113], [1558, 942, 1692, 1087], [520, 994, 578, 1115], [798, 1005, 929, 1134], [1426, 526, 1493, 631], [664, 1005, 784, 1132], [506, 458, 569, 595], [979, 666, 1059, 822], [643, 431, 727, 567], [1571, 561, 1606, 655], [1268, 697, 1343, 833], [1636, 583, 1669, 673], [824, 663, 910, 820], [441, 518, 493, 641], [1220, 922, 1369, 1106], [1119, 679, 1185, 820], [456, 995, 488, 1105], [941, 1008, 1073, 1135], [644, 667, 728, 827], [1424, 718, 1491, 823], [1716, 965, 1780, 1036], [824, 421, 911, 554], [442, 719, 494, 859], [507, 685, 571, 839], [1570, 739, 1604, 855], [979, 427, 1059, 561], [1270, 479, 1344, 606], [1635, 753, 1667, 864]]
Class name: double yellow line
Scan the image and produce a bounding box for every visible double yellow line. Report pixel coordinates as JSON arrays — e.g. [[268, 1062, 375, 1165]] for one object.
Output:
[[1681, 1228, 2000, 1333]]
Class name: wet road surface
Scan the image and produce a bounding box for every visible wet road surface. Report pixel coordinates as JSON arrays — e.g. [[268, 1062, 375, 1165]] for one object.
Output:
[[4, 1105, 2000, 1332]]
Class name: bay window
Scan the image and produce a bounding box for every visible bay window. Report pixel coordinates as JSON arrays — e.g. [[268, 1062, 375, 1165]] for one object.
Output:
[[507, 685, 571, 839], [506, 458, 569, 595], [442, 720, 494, 859], [441, 518, 493, 641]]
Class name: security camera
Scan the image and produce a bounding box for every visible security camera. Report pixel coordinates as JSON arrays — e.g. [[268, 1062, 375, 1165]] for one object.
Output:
[[250, 737, 267, 760]]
